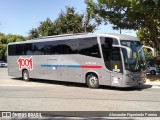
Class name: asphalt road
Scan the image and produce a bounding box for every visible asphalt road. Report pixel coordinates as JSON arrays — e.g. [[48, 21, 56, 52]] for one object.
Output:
[[0, 68, 160, 119]]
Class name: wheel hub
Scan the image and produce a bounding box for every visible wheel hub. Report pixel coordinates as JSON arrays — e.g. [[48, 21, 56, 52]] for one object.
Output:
[[89, 76, 97, 86], [24, 73, 28, 80]]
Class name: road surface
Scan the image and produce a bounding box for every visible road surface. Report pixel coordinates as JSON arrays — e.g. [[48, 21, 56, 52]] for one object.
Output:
[[0, 68, 160, 119]]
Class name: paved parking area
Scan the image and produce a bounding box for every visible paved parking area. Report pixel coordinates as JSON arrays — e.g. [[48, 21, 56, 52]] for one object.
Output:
[[0, 68, 160, 110], [0, 68, 160, 119]]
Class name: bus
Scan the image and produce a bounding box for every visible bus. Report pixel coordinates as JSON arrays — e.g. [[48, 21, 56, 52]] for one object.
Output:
[[7, 33, 155, 88]]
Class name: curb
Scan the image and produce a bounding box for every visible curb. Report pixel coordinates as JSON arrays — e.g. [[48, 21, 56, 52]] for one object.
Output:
[[145, 80, 160, 86]]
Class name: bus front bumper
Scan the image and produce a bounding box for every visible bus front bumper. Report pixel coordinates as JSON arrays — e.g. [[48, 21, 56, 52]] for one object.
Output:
[[123, 77, 146, 87]]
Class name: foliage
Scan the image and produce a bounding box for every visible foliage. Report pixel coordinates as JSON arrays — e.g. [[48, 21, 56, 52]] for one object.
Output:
[[1, 6, 100, 60], [28, 28, 39, 39], [85, 0, 160, 52], [53, 7, 84, 34], [137, 20, 160, 53], [147, 56, 160, 66], [0, 33, 26, 60], [38, 18, 55, 36], [29, 6, 99, 38]]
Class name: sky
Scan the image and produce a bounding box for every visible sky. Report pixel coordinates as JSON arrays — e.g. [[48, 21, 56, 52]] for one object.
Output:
[[0, 0, 136, 37]]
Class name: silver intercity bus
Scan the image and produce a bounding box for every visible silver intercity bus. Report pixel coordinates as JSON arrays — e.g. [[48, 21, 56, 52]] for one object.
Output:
[[7, 33, 155, 88]]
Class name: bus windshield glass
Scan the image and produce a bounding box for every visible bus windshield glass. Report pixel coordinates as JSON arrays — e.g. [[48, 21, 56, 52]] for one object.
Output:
[[121, 40, 146, 72]]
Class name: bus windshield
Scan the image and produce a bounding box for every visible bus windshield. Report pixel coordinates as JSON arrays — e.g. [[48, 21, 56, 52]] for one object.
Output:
[[121, 40, 146, 72]]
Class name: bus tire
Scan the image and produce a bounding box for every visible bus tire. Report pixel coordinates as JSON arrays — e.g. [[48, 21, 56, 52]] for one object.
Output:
[[150, 70, 156, 75], [22, 70, 29, 81], [86, 73, 99, 89]]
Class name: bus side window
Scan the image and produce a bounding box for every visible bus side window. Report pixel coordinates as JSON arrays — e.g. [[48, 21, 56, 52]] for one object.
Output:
[[79, 37, 101, 58], [16, 44, 24, 55], [112, 47, 123, 73], [100, 37, 123, 73], [61, 39, 78, 54], [33, 42, 45, 55], [43, 41, 61, 55], [8, 45, 16, 56], [24, 43, 33, 55], [101, 38, 112, 71]]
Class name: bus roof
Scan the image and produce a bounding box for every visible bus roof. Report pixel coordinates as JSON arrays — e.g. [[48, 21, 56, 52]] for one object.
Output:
[[8, 33, 139, 45]]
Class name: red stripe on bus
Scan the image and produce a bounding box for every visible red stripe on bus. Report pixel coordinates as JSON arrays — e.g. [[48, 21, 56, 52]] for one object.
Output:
[[81, 65, 102, 69]]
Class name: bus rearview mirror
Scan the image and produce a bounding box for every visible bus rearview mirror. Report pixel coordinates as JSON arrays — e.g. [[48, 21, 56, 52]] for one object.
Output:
[[141, 45, 155, 57], [112, 45, 132, 58]]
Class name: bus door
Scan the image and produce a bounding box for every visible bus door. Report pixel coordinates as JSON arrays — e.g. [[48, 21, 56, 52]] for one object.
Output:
[[101, 37, 123, 87], [47, 59, 58, 80], [110, 47, 123, 87]]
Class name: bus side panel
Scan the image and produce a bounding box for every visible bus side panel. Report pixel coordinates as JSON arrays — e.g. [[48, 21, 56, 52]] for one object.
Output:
[[31, 55, 82, 82], [32, 55, 48, 80], [32, 55, 59, 80], [7, 56, 34, 78], [78, 55, 111, 86], [57, 55, 83, 83], [99, 68, 111, 86], [8, 56, 21, 77]]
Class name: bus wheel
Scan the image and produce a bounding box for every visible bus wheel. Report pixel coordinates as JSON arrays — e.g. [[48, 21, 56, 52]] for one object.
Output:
[[22, 70, 29, 81], [150, 70, 156, 75], [86, 73, 99, 88]]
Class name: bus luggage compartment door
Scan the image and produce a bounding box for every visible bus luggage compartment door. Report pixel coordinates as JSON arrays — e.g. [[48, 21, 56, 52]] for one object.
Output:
[[47, 59, 58, 80], [111, 72, 123, 87]]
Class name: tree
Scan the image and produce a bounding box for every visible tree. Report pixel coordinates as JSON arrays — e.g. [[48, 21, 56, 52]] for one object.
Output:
[[5, 34, 26, 43], [53, 7, 100, 34], [28, 6, 100, 38], [86, 0, 160, 51], [28, 28, 39, 39], [84, 5, 102, 33], [0, 33, 26, 60], [0, 33, 6, 60], [53, 7, 84, 34], [137, 20, 160, 53], [38, 18, 55, 37]]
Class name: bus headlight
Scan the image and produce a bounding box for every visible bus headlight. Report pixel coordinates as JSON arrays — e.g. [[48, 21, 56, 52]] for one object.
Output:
[[126, 74, 133, 79]]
